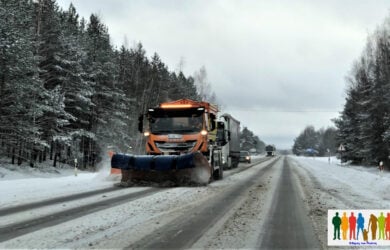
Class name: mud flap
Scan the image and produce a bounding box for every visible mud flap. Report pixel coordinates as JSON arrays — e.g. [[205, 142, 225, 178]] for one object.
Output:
[[209, 149, 223, 180]]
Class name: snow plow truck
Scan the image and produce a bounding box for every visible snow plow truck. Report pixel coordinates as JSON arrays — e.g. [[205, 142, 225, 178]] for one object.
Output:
[[111, 99, 230, 185]]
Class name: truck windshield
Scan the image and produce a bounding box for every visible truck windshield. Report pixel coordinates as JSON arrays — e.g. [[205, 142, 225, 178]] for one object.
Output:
[[148, 108, 204, 134]]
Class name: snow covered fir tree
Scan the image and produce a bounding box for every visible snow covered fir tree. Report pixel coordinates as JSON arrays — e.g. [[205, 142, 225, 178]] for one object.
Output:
[[333, 16, 390, 166], [0, 0, 264, 170], [0, 0, 200, 169]]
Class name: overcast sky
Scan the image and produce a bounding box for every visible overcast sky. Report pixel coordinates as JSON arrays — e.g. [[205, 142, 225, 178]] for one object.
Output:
[[57, 0, 389, 149]]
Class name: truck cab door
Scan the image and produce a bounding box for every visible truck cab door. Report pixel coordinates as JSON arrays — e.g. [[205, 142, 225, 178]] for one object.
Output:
[[216, 121, 227, 146]]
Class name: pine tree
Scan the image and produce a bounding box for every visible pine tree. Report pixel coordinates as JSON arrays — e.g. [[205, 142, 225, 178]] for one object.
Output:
[[147, 53, 170, 106], [368, 27, 390, 164], [335, 16, 390, 165], [292, 126, 319, 155], [33, 0, 77, 166], [57, 4, 94, 165], [84, 14, 130, 167], [240, 127, 265, 153], [0, 0, 49, 166]]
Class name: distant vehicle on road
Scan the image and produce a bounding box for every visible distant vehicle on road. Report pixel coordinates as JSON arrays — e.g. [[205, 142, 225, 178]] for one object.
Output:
[[265, 145, 276, 157], [239, 151, 251, 163], [304, 148, 319, 156]]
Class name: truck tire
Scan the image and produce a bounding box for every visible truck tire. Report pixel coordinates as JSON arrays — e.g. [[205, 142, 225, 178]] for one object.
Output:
[[213, 165, 223, 180], [212, 152, 223, 180]]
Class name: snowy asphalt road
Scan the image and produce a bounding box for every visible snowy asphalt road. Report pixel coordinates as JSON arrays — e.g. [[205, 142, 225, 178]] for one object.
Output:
[[259, 158, 320, 249], [0, 186, 121, 216], [0, 156, 335, 249], [129, 157, 276, 249]]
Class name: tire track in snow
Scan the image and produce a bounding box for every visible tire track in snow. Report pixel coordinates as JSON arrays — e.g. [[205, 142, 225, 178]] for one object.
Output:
[[0, 157, 273, 244], [127, 157, 279, 249], [0, 157, 269, 217], [258, 157, 321, 249], [0, 188, 162, 242], [0, 186, 121, 216], [225, 157, 271, 176]]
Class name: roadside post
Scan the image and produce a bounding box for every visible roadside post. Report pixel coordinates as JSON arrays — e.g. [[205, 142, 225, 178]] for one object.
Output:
[[338, 144, 345, 166], [74, 158, 78, 176], [327, 148, 330, 164]]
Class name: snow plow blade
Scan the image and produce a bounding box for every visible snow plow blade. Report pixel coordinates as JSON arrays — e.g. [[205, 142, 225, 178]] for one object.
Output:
[[111, 152, 211, 185]]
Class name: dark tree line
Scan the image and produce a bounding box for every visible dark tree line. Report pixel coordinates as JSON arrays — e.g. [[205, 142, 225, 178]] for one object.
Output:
[[292, 125, 338, 156], [240, 127, 266, 154], [334, 16, 390, 166], [0, 0, 199, 169]]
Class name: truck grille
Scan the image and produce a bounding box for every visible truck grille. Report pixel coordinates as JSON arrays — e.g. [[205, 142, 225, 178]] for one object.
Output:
[[155, 140, 197, 151]]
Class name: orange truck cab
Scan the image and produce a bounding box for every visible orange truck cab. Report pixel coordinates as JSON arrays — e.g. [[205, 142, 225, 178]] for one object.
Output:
[[138, 99, 218, 156]]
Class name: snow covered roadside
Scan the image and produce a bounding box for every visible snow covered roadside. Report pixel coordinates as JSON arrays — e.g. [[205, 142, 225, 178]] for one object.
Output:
[[0, 164, 119, 208], [0, 162, 214, 248], [291, 156, 390, 209], [290, 156, 390, 249]]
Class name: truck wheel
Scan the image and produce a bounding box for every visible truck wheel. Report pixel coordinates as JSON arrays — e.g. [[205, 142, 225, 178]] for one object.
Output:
[[213, 165, 223, 180]]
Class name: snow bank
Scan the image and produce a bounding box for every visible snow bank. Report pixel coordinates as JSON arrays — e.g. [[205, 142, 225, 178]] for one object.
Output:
[[0, 160, 116, 208], [291, 156, 390, 208]]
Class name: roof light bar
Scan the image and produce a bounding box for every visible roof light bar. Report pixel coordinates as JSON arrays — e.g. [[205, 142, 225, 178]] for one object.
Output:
[[160, 104, 193, 108]]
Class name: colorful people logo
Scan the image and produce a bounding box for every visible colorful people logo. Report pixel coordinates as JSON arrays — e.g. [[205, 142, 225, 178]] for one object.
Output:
[[368, 214, 378, 240], [341, 212, 349, 240], [386, 213, 390, 240], [378, 212, 385, 240], [363, 229, 369, 241], [357, 213, 365, 240], [330, 210, 390, 245], [349, 212, 356, 240], [332, 212, 341, 240]]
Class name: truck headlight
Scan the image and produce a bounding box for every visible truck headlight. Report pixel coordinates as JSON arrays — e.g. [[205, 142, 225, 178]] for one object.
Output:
[[144, 131, 150, 137]]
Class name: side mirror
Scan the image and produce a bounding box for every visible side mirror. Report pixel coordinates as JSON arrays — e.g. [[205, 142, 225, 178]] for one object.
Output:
[[216, 121, 227, 146], [210, 114, 216, 131], [138, 115, 143, 133]]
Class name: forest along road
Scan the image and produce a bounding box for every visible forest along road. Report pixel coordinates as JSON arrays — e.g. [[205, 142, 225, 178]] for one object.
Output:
[[0, 156, 323, 249]]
